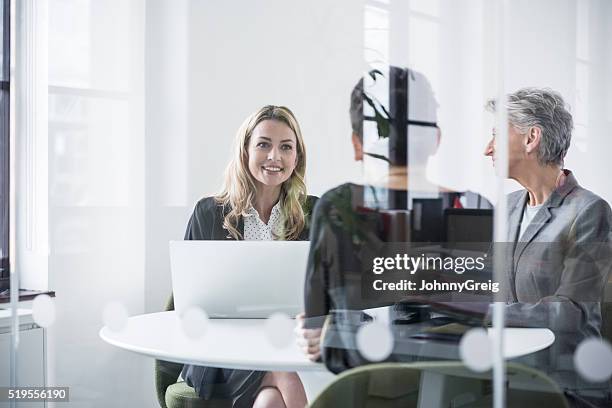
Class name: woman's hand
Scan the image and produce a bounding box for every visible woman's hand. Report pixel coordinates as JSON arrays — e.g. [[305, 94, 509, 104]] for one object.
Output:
[[294, 313, 322, 362]]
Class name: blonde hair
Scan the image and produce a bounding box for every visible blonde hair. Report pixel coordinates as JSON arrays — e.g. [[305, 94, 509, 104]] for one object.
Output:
[[215, 105, 308, 240]]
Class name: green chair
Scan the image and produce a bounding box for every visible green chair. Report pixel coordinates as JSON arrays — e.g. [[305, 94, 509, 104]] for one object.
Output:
[[603, 302, 612, 344], [308, 361, 569, 408], [154, 294, 231, 408], [602, 281, 612, 344]]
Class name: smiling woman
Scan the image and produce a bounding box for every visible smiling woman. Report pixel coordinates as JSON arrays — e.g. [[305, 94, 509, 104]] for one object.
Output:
[[217, 105, 310, 241], [246, 120, 300, 224], [248, 120, 297, 184], [176, 105, 317, 408]]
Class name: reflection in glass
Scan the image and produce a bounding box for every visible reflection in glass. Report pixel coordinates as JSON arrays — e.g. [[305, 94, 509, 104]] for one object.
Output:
[[574, 338, 612, 383], [264, 312, 294, 349], [31, 294, 56, 328], [303, 66, 494, 385], [49, 93, 131, 207]]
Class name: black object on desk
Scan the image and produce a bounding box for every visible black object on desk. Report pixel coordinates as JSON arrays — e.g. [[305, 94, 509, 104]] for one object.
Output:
[[443, 208, 493, 250], [0, 289, 56, 304]]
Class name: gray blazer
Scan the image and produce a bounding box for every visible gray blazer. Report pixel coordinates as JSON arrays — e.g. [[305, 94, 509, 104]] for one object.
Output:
[[503, 170, 612, 344]]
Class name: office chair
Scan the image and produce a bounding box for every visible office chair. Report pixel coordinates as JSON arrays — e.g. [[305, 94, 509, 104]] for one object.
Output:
[[602, 282, 612, 344], [154, 294, 231, 408], [308, 361, 569, 408], [603, 303, 612, 344]]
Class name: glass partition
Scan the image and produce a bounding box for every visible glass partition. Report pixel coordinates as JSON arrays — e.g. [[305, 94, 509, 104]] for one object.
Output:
[[6, 1, 612, 407]]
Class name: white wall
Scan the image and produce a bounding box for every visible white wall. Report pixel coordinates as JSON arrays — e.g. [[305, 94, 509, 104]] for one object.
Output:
[[415, 0, 612, 204], [144, 0, 365, 313], [501, 0, 612, 202]]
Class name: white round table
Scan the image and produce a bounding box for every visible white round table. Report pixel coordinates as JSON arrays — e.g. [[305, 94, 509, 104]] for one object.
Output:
[[100, 311, 555, 403], [100, 311, 320, 371]]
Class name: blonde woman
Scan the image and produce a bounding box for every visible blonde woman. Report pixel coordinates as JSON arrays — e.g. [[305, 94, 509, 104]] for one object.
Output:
[[181, 106, 316, 408]]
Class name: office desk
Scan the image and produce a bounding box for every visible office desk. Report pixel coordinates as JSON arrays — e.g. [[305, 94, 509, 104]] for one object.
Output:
[[99, 311, 554, 404], [99, 311, 334, 400]]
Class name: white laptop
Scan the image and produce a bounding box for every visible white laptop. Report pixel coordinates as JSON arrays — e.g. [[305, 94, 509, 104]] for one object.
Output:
[[169, 240, 310, 318]]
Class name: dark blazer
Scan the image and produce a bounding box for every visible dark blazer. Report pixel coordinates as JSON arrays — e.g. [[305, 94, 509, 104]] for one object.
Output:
[[303, 183, 492, 373], [181, 194, 318, 407], [184, 195, 318, 241], [304, 183, 491, 319]]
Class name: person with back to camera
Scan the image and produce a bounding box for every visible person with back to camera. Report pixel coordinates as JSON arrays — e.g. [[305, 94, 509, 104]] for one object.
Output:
[[484, 88, 612, 407], [181, 105, 317, 408], [294, 67, 491, 372]]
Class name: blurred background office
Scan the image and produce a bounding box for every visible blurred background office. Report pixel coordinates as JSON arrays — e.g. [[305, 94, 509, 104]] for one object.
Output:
[[2, 0, 612, 406]]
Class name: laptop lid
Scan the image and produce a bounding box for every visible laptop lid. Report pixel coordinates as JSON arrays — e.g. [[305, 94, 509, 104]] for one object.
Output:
[[169, 240, 309, 319]]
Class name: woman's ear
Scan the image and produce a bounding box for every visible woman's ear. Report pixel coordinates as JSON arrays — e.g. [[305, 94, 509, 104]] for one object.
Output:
[[525, 126, 541, 154]]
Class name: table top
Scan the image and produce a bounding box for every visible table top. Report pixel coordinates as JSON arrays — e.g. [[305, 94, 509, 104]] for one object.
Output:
[[0, 289, 56, 304], [99, 311, 555, 371], [100, 311, 322, 371]]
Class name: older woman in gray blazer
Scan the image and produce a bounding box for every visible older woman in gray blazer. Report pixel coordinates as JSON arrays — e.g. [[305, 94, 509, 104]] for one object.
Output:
[[484, 88, 612, 398]]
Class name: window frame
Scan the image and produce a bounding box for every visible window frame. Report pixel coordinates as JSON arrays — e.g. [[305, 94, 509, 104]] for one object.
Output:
[[0, 0, 10, 292]]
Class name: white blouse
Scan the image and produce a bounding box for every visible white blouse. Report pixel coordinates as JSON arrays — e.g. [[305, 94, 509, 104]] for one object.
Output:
[[519, 202, 543, 239], [243, 202, 283, 240]]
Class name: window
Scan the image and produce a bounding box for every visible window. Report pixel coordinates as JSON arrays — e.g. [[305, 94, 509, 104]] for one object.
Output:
[[0, 0, 10, 291]]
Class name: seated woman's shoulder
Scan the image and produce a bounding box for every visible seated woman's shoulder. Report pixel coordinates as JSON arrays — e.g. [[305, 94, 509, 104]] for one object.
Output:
[[573, 185, 608, 203], [558, 183, 610, 212], [320, 183, 355, 200], [571, 187, 612, 218], [193, 196, 226, 216], [304, 194, 319, 214], [312, 183, 357, 214]]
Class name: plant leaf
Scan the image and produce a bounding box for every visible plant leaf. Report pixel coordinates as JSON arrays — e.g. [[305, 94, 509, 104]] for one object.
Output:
[[374, 109, 390, 139], [364, 152, 391, 163], [368, 69, 384, 81]]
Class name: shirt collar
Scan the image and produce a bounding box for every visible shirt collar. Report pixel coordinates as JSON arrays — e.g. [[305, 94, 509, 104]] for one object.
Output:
[[247, 201, 282, 219]]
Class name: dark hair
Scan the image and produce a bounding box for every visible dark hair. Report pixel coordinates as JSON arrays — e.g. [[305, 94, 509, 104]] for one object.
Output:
[[349, 66, 438, 166], [349, 77, 364, 141]]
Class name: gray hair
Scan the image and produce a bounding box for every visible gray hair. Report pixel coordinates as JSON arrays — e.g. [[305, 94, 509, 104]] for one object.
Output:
[[486, 87, 573, 166]]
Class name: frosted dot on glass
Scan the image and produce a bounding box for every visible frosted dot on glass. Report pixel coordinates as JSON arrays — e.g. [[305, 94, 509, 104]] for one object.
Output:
[[179, 307, 209, 340], [459, 328, 493, 372], [102, 301, 128, 333], [265, 313, 294, 349], [574, 338, 612, 382], [356, 322, 393, 362], [32, 295, 56, 328]]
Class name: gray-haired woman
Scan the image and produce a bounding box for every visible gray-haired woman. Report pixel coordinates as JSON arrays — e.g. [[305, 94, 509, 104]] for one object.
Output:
[[484, 87, 612, 405]]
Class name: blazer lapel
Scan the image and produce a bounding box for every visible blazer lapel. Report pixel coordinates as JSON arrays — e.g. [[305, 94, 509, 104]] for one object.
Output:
[[513, 171, 579, 268], [219, 203, 241, 240], [506, 192, 526, 301], [507, 192, 526, 244], [224, 217, 244, 240], [237, 217, 244, 239], [513, 205, 551, 265]]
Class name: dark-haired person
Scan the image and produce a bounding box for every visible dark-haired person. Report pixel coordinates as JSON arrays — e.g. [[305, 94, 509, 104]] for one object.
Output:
[[295, 67, 491, 372], [181, 105, 317, 408]]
